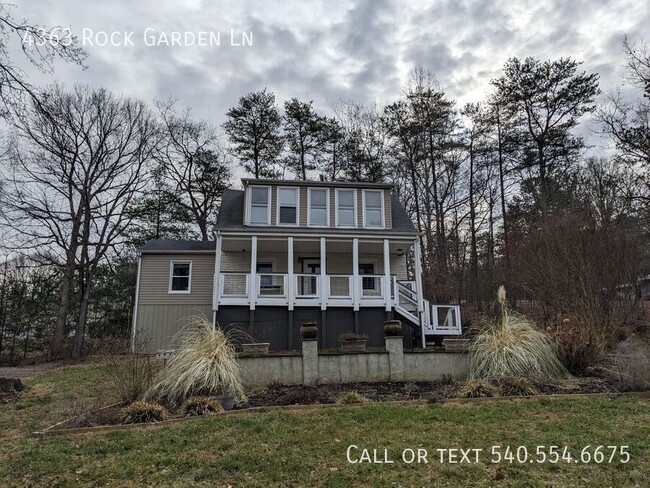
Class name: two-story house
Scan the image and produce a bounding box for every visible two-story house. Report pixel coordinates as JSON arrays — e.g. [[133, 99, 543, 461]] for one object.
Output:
[[132, 179, 461, 352]]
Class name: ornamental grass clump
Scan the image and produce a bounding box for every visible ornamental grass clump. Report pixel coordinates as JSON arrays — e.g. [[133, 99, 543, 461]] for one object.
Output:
[[460, 380, 495, 398], [182, 396, 225, 416], [145, 316, 246, 407], [121, 401, 169, 424], [499, 377, 538, 397], [336, 391, 369, 404], [469, 286, 568, 382]]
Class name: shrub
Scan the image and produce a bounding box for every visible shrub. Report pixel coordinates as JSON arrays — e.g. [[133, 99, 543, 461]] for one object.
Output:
[[499, 377, 538, 397], [102, 331, 158, 403], [120, 401, 169, 424], [145, 316, 246, 407], [460, 380, 495, 398], [550, 320, 608, 374], [336, 391, 369, 404], [182, 396, 225, 416], [614, 338, 650, 391], [469, 287, 568, 381]]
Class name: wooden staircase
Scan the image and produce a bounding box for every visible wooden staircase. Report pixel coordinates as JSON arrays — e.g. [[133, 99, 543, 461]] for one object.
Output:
[[393, 280, 462, 346]]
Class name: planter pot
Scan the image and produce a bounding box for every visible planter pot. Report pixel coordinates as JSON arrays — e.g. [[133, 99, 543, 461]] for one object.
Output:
[[442, 338, 470, 352], [242, 343, 270, 356], [340, 340, 367, 352], [383, 320, 402, 337], [215, 394, 236, 411], [300, 322, 318, 339]]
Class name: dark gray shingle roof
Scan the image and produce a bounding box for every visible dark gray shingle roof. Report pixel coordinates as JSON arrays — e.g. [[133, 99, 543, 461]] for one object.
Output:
[[141, 239, 215, 252], [216, 188, 246, 229]]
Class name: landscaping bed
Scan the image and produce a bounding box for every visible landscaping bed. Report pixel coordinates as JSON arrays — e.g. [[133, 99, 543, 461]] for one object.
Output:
[[243, 376, 621, 407], [31, 375, 625, 432]]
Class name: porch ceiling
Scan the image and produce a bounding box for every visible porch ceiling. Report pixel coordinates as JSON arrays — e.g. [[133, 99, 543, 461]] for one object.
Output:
[[221, 236, 413, 254]]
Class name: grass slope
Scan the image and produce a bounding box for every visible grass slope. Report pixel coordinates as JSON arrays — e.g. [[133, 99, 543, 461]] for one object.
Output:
[[0, 363, 648, 487]]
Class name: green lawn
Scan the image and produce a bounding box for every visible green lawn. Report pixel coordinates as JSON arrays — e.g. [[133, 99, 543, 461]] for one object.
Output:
[[0, 363, 648, 487]]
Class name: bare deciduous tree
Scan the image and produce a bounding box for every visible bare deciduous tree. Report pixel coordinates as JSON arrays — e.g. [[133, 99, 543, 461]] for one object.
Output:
[[3, 84, 158, 358]]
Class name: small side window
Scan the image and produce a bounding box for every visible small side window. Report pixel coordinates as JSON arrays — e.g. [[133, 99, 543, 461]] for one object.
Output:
[[169, 261, 191, 293]]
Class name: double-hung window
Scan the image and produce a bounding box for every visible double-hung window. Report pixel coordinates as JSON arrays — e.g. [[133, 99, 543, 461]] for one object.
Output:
[[249, 186, 270, 224], [363, 190, 384, 228], [308, 188, 328, 226], [336, 189, 356, 227], [169, 261, 191, 293], [278, 187, 299, 226]]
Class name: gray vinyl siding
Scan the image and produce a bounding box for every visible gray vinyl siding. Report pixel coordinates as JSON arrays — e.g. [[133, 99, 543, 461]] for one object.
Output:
[[138, 253, 215, 305], [299, 187, 308, 226], [384, 190, 392, 229], [135, 252, 214, 352], [136, 304, 212, 352]]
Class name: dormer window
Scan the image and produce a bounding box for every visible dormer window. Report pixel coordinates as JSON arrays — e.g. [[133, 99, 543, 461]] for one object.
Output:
[[277, 187, 299, 226], [336, 189, 356, 227], [308, 188, 329, 227], [363, 190, 384, 228], [248, 186, 270, 225]]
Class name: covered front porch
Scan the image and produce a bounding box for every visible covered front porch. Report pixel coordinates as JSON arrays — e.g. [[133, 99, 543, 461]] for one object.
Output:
[[213, 234, 417, 312]]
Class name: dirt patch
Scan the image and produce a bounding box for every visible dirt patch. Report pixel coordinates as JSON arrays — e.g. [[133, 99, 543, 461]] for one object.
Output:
[[0, 361, 72, 380]]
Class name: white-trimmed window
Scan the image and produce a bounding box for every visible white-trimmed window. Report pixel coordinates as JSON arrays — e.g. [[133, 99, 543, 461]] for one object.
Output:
[[277, 187, 299, 226], [308, 188, 329, 227], [336, 189, 356, 227], [363, 189, 384, 228], [169, 261, 192, 293], [248, 186, 270, 225]]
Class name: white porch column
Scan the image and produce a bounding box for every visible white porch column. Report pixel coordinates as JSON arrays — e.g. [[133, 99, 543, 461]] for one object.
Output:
[[383, 238, 391, 311], [413, 238, 426, 348], [320, 237, 327, 311], [249, 235, 257, 311], [288, 236, 294, 311], [352, 238, 359, 311], [213, 232, 222, 311]]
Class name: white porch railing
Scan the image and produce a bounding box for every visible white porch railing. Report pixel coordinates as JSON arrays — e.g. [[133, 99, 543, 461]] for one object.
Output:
[[220, 273, 390, 306], [328, 275, 352, 298], [295, 274, 319, 298], [220, 273, 249, 297], [257, 273, 287, 298], [360, 274, 384, 298]]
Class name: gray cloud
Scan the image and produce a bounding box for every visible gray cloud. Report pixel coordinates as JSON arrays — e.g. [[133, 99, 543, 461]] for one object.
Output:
[[9, 0, 650, 133]]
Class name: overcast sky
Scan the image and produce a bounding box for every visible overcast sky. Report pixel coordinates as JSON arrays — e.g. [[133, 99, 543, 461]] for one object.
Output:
[[11, 0, 650, 147]]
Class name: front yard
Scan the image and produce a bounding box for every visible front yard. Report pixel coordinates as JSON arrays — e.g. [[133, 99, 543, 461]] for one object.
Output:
[[0, 362, 648, 487]]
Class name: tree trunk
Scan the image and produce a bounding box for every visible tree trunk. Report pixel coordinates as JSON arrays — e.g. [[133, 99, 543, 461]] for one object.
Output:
[[50, 254, 76, 359], [468, 141, 481, 310], [73, 271, 92, 359]]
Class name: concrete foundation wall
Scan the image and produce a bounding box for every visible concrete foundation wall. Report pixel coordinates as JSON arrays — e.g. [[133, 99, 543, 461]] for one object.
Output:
[[318, 353, 390, 384], [237, 337, 468, 387]]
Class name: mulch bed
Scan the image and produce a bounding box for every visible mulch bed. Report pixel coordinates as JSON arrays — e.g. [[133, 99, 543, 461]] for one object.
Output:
[[242, 381, 460, 407], [240, 376, 622, 408]]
